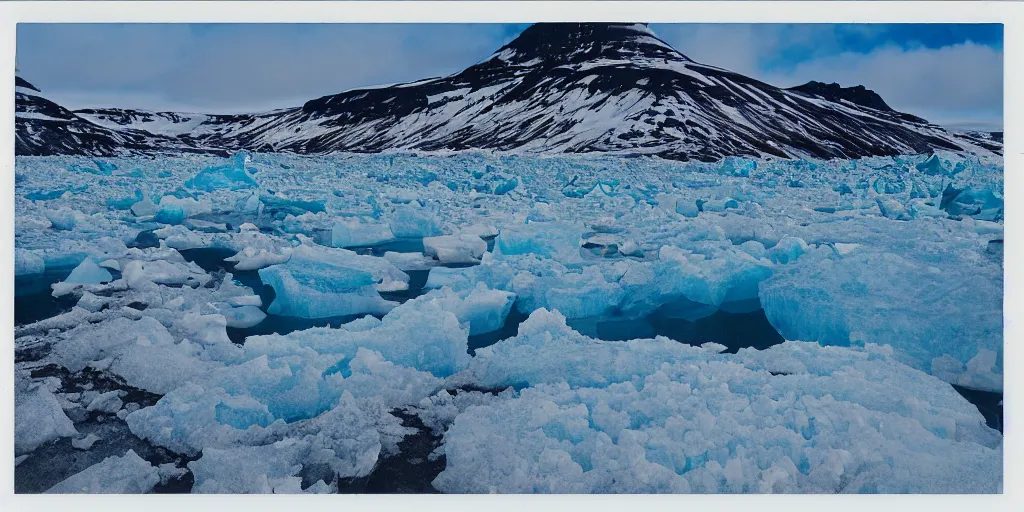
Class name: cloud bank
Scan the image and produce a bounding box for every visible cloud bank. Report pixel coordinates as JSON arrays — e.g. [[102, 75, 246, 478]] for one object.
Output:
[[655, 24, 1003, 131]]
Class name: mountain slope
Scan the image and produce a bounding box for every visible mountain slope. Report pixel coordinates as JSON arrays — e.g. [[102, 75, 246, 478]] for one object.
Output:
[[15, 78, 210, 157], [16, 23, 1001, 160], [178, 23, 991, 160], [74, 108, 212, 138]]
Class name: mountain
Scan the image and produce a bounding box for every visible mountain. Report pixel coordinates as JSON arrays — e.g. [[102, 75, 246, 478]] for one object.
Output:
[[947, 129, 1003, 154], [15, 77, 212, 157], [74, 108, 212, 138], [786, 81, 899, 116], [15, 23, 1001, 160]]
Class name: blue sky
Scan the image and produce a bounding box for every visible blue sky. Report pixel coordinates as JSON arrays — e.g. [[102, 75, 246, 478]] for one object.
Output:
[[17, 23, 1003, 130]]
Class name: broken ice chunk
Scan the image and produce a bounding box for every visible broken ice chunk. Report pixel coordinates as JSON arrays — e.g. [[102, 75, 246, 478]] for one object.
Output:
[[45, 450, 160, 493], [331, 217, 396, 248], [75, 291, 108, 312], [157, 463, 189, 485], [590, 216, 623, 233], [225, 246, 292, 271], [154, 196, 212, 225], [831, 243, 860, 256], [384, 251, 439, 271], [15, 378, 79, 455], [619, 240, 643, 257], [221, 305, 267, 329], [52, 259, 114, 297], [258, 246, 399, 319], [15, 248, 45, 276], [71, 433, 102, 450], [514, 265, 623, 319], [98, 259, 121, 271], [184, 151, 258, 191], [493, 222, 584, 263], [766, 236, 808, 264], [190, 439, 311, 493], [130, 195, 159, 217], [424, 234, 487, 264], [45, 208, 79, 231], [389, 206, 442, 238], [436, 322, 1001, 493], [675, 199, 700, 218], [876, 197, 914, 220], [86, 391, 124, 414], [418, 284, 515, 336], [121, 259, 211, 289]]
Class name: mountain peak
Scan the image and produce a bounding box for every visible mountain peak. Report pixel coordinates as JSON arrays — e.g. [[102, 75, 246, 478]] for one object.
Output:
[[15, 76, 41, 93], [490, 22, 691, 67], [787, 80, 893, 112], [15, 23, 995, 159]]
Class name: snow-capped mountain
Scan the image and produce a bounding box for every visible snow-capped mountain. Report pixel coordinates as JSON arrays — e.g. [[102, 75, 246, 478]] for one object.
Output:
[[15, 23, 1002, 160], [74, 108, 212, 138], [15, 77, 211, 157]]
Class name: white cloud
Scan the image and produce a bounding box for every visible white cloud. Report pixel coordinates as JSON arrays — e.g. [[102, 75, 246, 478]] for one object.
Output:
[[654, 24, 1003, 130], [760, 42, 1003, 129], [18, 24, 511, 111]]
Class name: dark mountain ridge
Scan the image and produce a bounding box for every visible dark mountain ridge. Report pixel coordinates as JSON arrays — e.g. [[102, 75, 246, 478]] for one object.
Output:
[[16, 23, 1001, 160]]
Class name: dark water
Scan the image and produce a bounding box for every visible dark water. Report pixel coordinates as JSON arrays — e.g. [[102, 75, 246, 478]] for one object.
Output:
[[130, 229, 161, 249], [379, 269, 431, 303], [952, 384, 1004, 433], [226, 314, 370, 344], [350, 238, 425, 257], [337, 410, 444, 493], [16, 365, 193, 494], [179, 247, 240, 274], [461, 301, 784, 358], [178, 247, 272, 307], [567, 307, 785, 353], [466, 307, 531, 355], [15, 269, 77, 326], [181, 248, 440, 343]]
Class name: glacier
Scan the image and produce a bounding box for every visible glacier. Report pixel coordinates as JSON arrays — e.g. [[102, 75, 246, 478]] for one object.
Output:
[[14, 150, 1003, 493]]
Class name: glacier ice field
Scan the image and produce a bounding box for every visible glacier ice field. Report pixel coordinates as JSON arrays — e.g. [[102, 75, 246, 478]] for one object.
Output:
[[13, 150, 1003, 493]]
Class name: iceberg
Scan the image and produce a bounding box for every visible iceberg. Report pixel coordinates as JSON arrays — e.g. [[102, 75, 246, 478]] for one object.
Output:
[[759, 247, 1002, 391], [424, 234, 487, 264], [15, 377, 78, 455], [221, 305, 267, 329], [389, 206, 443, 238], [258, 245, 404, 319], [189, 439, 318, 494], [494, 222, 584, 263], [436, 311, 1001, 493], [45, 450, 160, 494], [45, 208, 78, 231], [15, 248, 46, 276], [51, 258, 114, 296], [413, 284, 516, 335], [184, 151, 258, 191], [331, 218, 397, 248], [243, 296, 471, 379]]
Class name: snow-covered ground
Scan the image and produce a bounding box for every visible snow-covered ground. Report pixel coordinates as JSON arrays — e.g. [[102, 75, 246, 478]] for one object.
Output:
[[14, 150, 1003, 493]]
